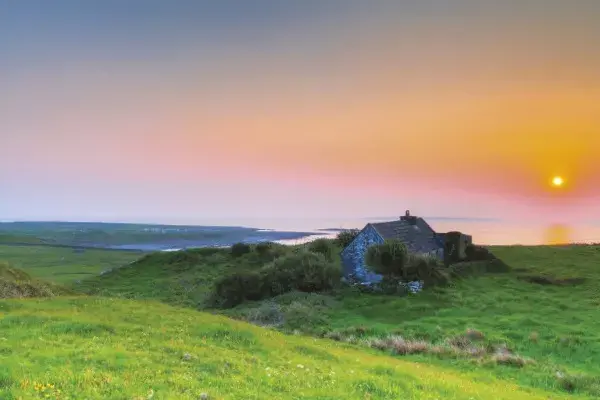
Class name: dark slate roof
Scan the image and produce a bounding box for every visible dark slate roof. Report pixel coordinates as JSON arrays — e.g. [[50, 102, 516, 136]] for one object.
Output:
[[370, 217, 441, 253]]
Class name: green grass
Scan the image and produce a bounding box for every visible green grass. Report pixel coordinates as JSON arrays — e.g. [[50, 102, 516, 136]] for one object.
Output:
[[71, 243, 600, 398], [0, 261, 74, 299], [76, 248, 246, 307], [0, 234, 48, 245], [0, 245, 141, 284], [313, 245, 600, 397], [0, 296, 574, 399], [2, 241, 600, 398]]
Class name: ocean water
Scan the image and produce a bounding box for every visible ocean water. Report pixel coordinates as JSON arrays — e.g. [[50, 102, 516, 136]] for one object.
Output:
[[222, 217, 600, 246]]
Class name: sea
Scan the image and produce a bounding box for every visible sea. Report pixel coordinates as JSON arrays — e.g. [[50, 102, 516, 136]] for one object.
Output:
[[235, 217, 600, 247]]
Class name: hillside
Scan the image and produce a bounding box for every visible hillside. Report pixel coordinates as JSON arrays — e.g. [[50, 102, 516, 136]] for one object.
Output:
[[75, 247, 250, 307], [0, 296, 576, 399], [0, 261, 73, 299], [75, 242, 600, 398]]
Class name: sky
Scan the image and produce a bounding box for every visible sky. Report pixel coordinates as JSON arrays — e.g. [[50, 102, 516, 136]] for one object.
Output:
[[2, 0, 600, 226]]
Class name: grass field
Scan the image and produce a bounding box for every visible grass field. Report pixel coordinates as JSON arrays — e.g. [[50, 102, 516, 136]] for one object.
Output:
[[73, 243, 600, 398], [0, 297, 575, 400], [1, 242, 599, 398], [0, 245, 141, 284]]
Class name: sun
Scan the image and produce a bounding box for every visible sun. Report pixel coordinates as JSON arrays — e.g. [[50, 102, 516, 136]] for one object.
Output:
[[551, 176, 564, 187]]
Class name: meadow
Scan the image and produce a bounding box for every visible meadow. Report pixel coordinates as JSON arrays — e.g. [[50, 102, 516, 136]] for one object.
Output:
[[0, 240, 599, 399], [0, 245, 141, 284]]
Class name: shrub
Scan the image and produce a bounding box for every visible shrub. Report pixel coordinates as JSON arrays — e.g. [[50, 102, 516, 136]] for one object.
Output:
[[378, 276, 410, 296], [465, 328, 485, 341], [254, 241, 274, 256], [555, 372, 600, 395], [335, 229, 359, 248], [283, 301, 330, 331], [366, 248, 449, 290], [365, 240, 408, 277], [405, 253, 450, 287], [261, 251, 341, 296], [212, 270, 264, 308], [247, 242, 289, 264], [243, 301, 285, 327], [210, 250, 341, 308], [464, 244, 496, 261], [491, 346, 531, 368], [365, 335, 430, 355], [231, 242, 251, 257], [307, 238, 334, 261]]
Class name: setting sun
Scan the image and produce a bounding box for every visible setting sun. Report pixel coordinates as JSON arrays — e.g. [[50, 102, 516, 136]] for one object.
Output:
[[551, 176, 564, 187]]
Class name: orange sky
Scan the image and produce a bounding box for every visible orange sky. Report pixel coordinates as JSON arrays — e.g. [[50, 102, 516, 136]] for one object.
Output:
[[2, 1, 600, 223]]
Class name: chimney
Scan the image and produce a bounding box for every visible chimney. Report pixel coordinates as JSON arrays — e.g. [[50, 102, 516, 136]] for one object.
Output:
[[400, 210, 417, 225]]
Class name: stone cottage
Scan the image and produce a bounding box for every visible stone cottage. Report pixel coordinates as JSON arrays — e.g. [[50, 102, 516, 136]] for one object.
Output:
[[340, 211, 449, 283]]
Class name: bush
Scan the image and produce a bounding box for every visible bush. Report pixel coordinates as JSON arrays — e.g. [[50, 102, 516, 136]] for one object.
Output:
[[307, 238, 334, 261], [231, 242, 251, 257], [261, 251, 341, 296], [283, 301, 330, 331], [210, 251, 341, 308], [555, 372, 600, 395], [254, 241, 274, 256], [243, 301, 285, 327], [378, 276, 411, 296], [212, 270, 264, 308], [464, 244, 496, 261], [249, 242, 289, 263], [335, 229, 359, 248], [365, 240, 408, 277], [406, 254, 451, 287]]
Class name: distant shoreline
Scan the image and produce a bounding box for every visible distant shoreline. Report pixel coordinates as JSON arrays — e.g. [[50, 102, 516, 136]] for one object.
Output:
[[0, 222, 322, 253]]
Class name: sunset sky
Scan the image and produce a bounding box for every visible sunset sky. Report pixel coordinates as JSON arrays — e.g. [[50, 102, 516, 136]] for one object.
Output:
[[2, 1, 600, 225]]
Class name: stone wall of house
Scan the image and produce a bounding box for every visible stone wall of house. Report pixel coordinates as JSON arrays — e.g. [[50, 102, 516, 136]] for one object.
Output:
[[341, 225, 446, 284], [340, 224, 385, 283]]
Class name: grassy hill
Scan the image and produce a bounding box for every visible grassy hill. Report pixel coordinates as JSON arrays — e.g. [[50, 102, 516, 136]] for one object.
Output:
[[1, 240, 599, 398], [72, 242, 600, 398], [75, 247, 270, 307], [0, 261, 73, 299], [0, 296, 575, 399]]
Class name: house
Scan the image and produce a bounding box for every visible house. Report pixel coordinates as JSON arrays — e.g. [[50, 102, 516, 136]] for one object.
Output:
[[340, 211, 448, 284]]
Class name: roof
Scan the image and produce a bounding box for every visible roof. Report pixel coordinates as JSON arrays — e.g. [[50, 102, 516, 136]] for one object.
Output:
[[369, 217, 441, 253]]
